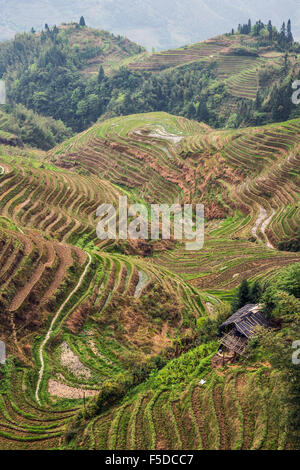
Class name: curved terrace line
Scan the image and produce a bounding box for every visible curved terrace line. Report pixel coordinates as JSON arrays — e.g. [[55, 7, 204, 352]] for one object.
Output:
[[35, 252, 92, 405]]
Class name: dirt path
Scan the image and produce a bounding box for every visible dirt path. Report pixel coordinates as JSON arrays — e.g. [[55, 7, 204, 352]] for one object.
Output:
[[261, 209, 275, 249], [134, 270, 148, 298], [35, 253, 92, 405], [48, 379, 98, 399], [0, 166, 4, 175], [251, 206, 274, 249]]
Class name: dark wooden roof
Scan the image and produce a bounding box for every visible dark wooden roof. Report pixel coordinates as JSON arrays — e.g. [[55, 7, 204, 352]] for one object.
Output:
[[221, 304, 257, 326], [220, 304, 269, 339]]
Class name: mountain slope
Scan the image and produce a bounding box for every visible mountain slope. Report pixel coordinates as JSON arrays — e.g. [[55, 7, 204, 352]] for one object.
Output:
[[0, 23, 144, 133], [66, 351, 287, 450], [0, 0, 300, 49], [0, 110, 299, 449], [2, 24, 299, 136]]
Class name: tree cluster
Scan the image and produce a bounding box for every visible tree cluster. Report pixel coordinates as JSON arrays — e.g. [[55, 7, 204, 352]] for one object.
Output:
[[231, 279, 263, 313], [237, 18, 295, 50]]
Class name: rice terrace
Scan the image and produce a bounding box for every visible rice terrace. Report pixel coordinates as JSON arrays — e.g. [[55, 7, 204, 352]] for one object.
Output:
[[0, 4, 299, 453]]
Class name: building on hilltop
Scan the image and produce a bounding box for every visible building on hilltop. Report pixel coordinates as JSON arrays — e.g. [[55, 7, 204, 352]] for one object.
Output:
[[219, 304, 269, 357]]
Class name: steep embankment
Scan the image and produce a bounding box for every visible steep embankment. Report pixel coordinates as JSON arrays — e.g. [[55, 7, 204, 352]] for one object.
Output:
[[0, 110, 299, 449]]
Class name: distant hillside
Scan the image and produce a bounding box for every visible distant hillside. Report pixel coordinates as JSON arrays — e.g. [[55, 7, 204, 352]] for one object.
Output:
[[0, 23, 143, 132], [0, 0, 300, 50], [0, 22, 143, 78], [1, 21, 300, 136]]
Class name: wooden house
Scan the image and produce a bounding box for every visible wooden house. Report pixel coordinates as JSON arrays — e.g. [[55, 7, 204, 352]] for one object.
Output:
[[219, 304, 269, 356]]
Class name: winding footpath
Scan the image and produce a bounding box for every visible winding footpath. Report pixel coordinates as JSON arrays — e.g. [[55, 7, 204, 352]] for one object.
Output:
[[261, 209, 275, 249], [0, 165, 5, 175], [35, 252, 92, 404], [251, 206, 274, 249]]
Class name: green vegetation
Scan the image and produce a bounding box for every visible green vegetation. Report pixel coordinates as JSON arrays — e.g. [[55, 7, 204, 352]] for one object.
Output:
[[0, 109, 299, 449], [0, 105, 72, 149], [0, 20, 299, 451], [1, 19, 300, 140], [0, 23, 144, 133]]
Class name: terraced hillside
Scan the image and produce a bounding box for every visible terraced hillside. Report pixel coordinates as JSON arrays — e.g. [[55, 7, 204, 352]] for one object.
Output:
[[52, 112, 300, 251], [127, 38, 232, 72], [0, 111, 299, 450], [125, 34, 286, 102], [57, 24, 144, 76], [70, 349, 288, 451], [2, 24, 299, 142]]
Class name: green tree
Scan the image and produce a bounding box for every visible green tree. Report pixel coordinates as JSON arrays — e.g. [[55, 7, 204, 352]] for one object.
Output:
[[197, 99, 209, 123], [267, 20, 273, 41], [79, 16, 86, 27], [76, 99, 88, 116], [187, 102, 196, 119], [32, 91, 49, 114], [250, 280, 263, 303], [248, 19, 252, 34], [263, 288, 300, 322], [87, 93, 100, 121], [280, 22, 287, 47], [287, 19, 294, 43], [276, 264, 300, 298], [97, 65, 105, 84], [231, 279, 251, 312]]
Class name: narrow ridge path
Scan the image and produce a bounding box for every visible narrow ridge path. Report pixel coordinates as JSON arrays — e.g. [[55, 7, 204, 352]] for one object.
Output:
[[35, 252, 92, 405]]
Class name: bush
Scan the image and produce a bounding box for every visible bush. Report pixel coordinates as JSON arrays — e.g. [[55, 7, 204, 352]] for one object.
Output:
[[278, 237, 300, 252], [230, 46, 258, 56], [94, 379, 127, 413], [276, 264, 300, 298]]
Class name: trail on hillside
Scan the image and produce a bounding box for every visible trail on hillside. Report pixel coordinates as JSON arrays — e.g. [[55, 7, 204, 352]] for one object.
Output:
[[251, 206, 275, 249], [261, 209, 275, 249], [0, 165, 4, 175], [35, 252, 92, 405], [134, 270, 149, 298]]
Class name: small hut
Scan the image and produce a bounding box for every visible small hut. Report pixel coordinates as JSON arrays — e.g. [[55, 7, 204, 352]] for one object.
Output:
[[219, 304, 268, 357]]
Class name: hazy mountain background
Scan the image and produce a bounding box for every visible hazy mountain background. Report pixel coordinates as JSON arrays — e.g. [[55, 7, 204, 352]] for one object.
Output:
[[0, 0, 300, 50]]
